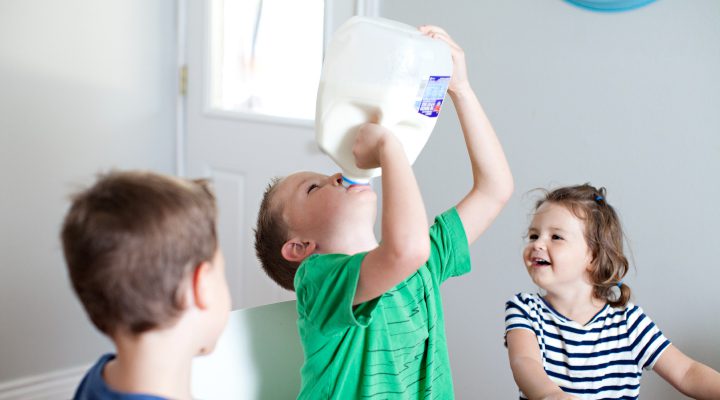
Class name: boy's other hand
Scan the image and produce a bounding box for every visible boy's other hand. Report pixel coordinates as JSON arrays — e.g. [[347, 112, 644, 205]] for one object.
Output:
[[352, 122, 394, 169], [419, 25, 470, 95]]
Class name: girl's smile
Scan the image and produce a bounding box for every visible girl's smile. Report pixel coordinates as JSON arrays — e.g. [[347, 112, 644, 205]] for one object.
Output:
[[523, 202, 594, 292], [529, 257, 551, 267]]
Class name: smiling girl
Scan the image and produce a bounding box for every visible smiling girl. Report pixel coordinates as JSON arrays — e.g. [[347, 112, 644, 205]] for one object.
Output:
[[504, 184, 720, 400]]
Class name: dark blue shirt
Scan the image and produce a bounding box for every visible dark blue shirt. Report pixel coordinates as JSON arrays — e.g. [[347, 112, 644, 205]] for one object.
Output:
[[74, 354, 168, 400]]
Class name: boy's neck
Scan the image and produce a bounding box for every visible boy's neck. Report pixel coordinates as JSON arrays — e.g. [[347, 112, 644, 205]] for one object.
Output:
[[316, 225, 379, 255], [105, 325, 198, 400]]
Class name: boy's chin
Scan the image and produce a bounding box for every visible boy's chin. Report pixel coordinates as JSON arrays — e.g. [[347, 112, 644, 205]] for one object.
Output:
[[196, 342, 217, 356]]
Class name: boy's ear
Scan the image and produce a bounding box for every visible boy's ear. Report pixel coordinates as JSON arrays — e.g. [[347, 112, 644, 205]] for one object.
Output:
[[192, 261, 213, 310], [281, 239, 316, 263]]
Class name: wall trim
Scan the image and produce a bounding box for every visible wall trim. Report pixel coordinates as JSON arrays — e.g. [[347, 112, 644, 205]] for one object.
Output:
[[0, 365, 87, 400]]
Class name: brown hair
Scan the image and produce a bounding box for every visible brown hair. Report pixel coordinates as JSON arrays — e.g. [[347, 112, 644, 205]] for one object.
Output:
[[61, 170, 217, 335], [254, 177, 300, 291], [535, 184, 631, 307]]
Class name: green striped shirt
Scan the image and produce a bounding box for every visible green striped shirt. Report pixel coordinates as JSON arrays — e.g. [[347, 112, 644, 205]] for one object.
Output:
[[295, 208, 471, 399]]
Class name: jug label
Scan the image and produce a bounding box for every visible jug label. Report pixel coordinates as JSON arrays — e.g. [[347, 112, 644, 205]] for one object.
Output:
[[415, 76, 451, 118]]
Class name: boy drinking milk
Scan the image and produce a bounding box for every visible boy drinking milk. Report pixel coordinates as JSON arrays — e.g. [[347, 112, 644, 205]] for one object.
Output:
[[254, 26, 513, 398]]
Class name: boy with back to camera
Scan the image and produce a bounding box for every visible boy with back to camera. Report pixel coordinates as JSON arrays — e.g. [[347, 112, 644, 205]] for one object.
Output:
[[254, 26, 513, 398], [61, 170, 231, 400]]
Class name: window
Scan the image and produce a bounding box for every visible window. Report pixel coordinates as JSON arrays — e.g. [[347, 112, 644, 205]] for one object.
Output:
[[209, 0, 325, 121]]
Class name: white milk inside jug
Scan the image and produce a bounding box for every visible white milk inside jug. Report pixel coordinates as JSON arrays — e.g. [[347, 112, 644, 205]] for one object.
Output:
[[316, 16, 452, 186]]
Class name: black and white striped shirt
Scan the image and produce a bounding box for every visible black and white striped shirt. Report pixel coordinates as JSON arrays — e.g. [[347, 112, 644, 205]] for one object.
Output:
[[505, 293, 670, 400]]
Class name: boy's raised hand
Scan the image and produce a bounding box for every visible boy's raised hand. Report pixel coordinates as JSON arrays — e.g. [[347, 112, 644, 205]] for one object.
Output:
[[419, 25, 470, 95], [352, 122, 394, 169], [418, 25, 514, 245], [353, 123, 429, 305]]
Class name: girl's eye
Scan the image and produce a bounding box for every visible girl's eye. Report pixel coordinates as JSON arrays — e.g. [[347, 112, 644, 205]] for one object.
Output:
[[528, 234, 538, 241], [552, 234, 563, 240], [307, 184, 319, 194]]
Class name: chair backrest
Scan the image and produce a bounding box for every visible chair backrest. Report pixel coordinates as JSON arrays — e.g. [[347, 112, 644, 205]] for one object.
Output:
[[191, 300, 303, 399]]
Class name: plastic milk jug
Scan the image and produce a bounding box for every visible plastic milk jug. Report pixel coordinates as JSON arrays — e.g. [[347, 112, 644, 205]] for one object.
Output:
[[316, 16, 453, 186]]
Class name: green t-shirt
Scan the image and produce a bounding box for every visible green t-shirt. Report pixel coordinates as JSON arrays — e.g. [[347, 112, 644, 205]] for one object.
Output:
[[294, 208, 471, 399]]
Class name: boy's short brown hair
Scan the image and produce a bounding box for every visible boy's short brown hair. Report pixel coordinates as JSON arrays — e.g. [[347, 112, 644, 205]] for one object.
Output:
[[254, 177, 300, 291], [61, 170, 217, 336]]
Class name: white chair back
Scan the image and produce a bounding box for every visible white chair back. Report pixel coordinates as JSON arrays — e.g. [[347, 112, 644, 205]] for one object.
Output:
[[191, 300, 303, 399]]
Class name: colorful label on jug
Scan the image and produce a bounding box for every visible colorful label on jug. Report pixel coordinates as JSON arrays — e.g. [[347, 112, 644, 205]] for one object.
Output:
[[415, 76, 451, 117]]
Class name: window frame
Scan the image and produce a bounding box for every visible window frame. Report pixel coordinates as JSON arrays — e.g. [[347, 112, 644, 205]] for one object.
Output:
[[200, 0, 330, 127]]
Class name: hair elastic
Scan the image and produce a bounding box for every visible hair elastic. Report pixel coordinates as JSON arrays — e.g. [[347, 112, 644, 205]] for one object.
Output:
[[617, 281, 623, 288], [595, 195, 604, 202]]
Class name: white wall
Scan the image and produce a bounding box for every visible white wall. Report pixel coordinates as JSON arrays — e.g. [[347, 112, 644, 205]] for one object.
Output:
[[1, 1, 718, 398], [0, 0, 177, 385], [380, 0, 720, 398]]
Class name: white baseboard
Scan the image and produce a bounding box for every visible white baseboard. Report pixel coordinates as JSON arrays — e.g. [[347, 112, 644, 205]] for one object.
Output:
[[0, 365, 88, 400]]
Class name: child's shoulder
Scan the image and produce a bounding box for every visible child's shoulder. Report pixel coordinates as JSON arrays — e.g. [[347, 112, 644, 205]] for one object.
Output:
[[507, 292, 541, 302], [294, 252, 367, 293], [607, 300, 645, 318], [505, 292, 542, 309]]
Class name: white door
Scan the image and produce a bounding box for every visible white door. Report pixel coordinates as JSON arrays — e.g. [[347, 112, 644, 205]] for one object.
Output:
[[184, 1, 368, 309]]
